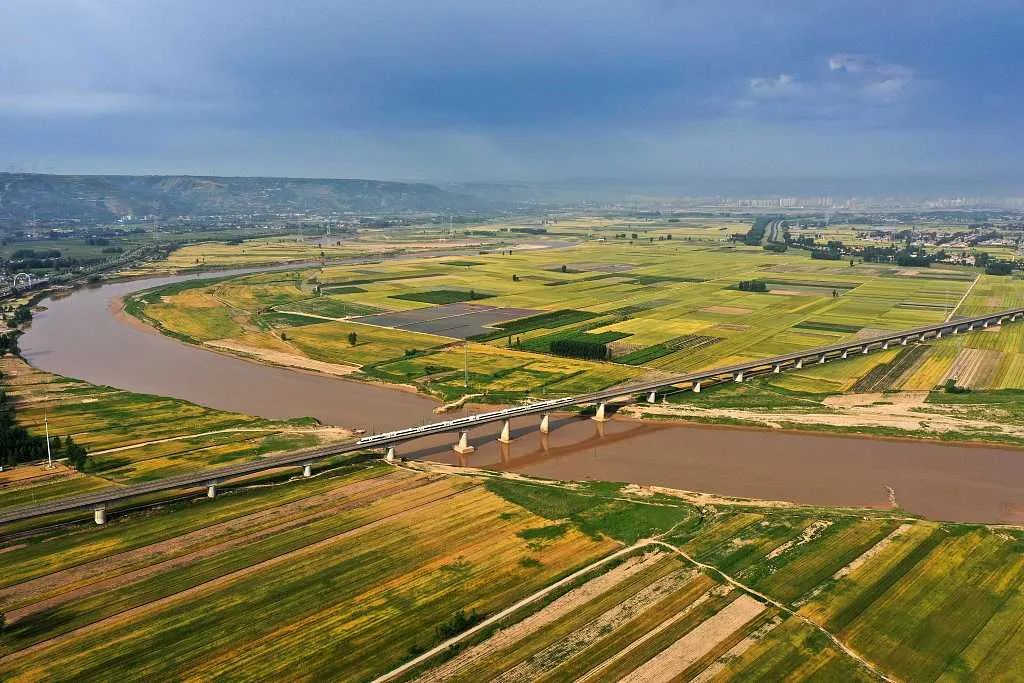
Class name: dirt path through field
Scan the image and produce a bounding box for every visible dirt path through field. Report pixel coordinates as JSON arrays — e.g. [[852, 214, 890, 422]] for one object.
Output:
[[948, 274, 981, 321], [619, 594, 766, 683], [89, 426, 350, 455], [417, 550, 667, 682]]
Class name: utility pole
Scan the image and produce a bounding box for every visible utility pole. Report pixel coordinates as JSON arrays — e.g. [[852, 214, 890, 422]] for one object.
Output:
[[44, 410, 52, 469]]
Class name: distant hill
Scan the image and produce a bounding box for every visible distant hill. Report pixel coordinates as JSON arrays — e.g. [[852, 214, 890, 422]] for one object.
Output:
[[0, 173, 495, 226]]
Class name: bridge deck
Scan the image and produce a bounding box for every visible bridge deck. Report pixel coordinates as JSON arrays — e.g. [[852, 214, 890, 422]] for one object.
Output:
[[2, 306, 1021, 525]]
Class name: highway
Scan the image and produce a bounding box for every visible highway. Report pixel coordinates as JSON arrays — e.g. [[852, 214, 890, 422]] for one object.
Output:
[[2, 306, 1022, 525]]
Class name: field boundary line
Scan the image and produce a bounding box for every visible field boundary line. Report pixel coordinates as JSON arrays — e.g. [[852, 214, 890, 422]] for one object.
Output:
[[89, 427, 289, 455], [947, 274, 981, 321], [2, 474, 430, 620], [0, 482, 478, 666], [372, 541, 653, 683], [648, 540, 894, 682]]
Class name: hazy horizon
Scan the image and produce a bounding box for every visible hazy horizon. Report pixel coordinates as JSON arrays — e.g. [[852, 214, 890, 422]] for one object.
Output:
[[3, 1, 1023, 195]]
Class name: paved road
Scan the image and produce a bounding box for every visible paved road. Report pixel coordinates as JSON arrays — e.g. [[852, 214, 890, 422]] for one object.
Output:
[[2, 306, 1021, 525]]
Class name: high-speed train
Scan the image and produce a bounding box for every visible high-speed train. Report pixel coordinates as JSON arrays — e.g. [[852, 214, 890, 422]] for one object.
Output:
[[355, 397, 576, 446]]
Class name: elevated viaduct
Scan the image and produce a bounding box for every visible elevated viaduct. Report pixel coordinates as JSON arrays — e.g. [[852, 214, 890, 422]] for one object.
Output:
[[2, 307, 1022, 526]]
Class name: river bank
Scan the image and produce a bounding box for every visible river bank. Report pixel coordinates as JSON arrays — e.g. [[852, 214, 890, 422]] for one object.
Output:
[[15, 262, 1024, 523]]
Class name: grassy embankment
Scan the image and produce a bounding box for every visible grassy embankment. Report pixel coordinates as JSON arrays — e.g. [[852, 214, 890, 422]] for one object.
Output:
[[0, 356, 343, 510]]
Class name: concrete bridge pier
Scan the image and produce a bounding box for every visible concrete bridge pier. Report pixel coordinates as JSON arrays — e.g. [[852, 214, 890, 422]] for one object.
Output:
[[385, 446, 396, 462], [901, 337, 909, 345], [647, 391, 657, 403], [498, 419, 512, 444], [883, 341, 890, 350], [207, 482, 218, 499], [302, 463, 313, 477], [539, 413, 550, 434], [692, 381, 701, 393], [952, 326, 959, 335], [862, 344, 870, 354], [841, 349, 849, 359], [734, 371, 743, 383], [592, 402, 609, 422], [795, 359, 803, 369], [983, 320, 990, 328], [936, 330, 943, 339], [818, 354, 827, 364], [94, 504, 106, 525], [773, 363, 781, 374], [453, 431, 475, 454]]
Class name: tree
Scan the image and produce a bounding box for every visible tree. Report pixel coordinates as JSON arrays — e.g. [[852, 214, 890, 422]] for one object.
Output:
[[64, 436, 88, 472], [985, 261, 1014, 276], [348, 331, 358, 346], [560, 264, 567, 273], [738, 279, 768, 292]]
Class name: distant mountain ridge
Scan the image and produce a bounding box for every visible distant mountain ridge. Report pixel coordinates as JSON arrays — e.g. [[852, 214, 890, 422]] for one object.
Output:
[[0, 173, 494, 226]]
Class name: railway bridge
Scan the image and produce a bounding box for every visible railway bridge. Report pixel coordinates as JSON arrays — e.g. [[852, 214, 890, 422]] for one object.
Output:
[[2, 307, 1022, 526]]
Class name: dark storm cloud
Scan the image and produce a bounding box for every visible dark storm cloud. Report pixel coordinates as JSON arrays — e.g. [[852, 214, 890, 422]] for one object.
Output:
[[1, 0, 1022, 188]]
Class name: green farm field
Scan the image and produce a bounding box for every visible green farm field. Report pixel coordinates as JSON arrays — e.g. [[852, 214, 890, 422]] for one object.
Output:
[[3, 464, 1024, 681], [127, 230, 1024, 416]]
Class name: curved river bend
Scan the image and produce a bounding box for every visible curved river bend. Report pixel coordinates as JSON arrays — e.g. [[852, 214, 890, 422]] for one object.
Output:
[[20, 267, 1024, 524]]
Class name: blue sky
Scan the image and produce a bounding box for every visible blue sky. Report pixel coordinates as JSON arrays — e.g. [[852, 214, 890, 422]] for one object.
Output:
[[2, 1, 1022, 192]]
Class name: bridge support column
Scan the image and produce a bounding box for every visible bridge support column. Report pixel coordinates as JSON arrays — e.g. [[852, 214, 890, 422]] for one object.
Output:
[[453, 431, 475, 455], [952, 326, 959, 335], [795, 359, 803, 369], [1013, 314, 1020, 322], [302, 463, 313, 477], [592, 402, 609, 422], [841, 350, 849, 359], [692, 381, 701, 393], [647, 391, 656, 403], [734, 371, 743, 383], [936, 330, 943, 339], [385, 446, 396, 462], [968, 324, 974, 331], [773, 364, 781, 374], [862, 344, 870, 354], [539, 413, 550, 434], [499, 419, 512, 444], [882, 341, 890, 350], [94, 504, 106, 525], [818, 354, 827, 364], [983, 320, 990, 328], [902, 337, 909, 345], [207, 482, 217, 499]]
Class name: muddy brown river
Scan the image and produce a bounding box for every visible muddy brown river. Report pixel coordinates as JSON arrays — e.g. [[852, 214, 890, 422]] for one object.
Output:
[[19, 266, 1024, 524]]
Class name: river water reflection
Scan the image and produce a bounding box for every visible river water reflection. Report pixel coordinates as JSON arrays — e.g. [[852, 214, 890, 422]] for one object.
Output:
[[19, 267, 1024, 524]]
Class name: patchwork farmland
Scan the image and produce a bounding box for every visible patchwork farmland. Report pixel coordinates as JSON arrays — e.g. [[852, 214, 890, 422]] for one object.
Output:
[[4, 464, 1024, 682], [124, 230, 1024, 441]]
